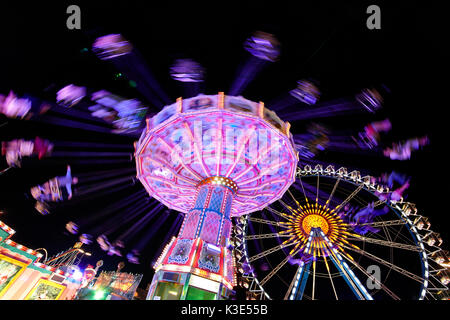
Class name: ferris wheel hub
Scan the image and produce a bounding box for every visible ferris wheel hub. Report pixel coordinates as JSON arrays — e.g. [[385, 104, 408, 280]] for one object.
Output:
[[302, 214, 329, 235]]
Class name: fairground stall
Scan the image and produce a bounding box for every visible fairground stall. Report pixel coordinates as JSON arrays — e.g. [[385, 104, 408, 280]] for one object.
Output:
[[0, 220, 83, 300]]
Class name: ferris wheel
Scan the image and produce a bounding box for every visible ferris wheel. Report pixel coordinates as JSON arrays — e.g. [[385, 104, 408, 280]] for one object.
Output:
[[233, 164, 450, 300]]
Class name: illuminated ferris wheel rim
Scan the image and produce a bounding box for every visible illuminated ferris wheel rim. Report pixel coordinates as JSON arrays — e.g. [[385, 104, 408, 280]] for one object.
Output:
[[236, 164, 448, 300]]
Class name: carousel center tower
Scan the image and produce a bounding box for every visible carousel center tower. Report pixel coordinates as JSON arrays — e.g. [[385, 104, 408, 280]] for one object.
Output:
[[134, 92, 298, 300]]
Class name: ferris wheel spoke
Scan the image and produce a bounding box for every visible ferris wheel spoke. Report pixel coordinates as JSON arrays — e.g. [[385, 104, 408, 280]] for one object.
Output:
[[265, 206, 292, 221], [245, 232, 291, 240], [325, 177, 341, 209], [383, 224, 416, 247], [364, 226, 416, 252], [311, 258, 317, 300], [259, 249, 300, 286], [248, 240, 300, 263], [297, 175, 310, 204], [359, 219, 406, 228], [339, 251, 401, 300], [321, 236, 372, 300], [323, 255, 339, 300], [341, 244, 425, 284], [333, 184, 364, 212], [287, 189, 301, 208], [374, 221, 418, 247], [315, 174, 320, 204], [278, 199, 298, 217], [284, 268, 299, 300], [373, 199, 387, 207], [317, 242, 339, 300], [248, 216, 289, 228], [347, 234, 422, 252]]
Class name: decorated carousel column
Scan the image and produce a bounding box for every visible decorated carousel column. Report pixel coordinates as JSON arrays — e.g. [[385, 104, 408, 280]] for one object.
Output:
[[148, 177, 237, 300]]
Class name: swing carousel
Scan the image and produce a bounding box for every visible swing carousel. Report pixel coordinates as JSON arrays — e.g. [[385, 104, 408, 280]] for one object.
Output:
[[134, 92, 298, 299]]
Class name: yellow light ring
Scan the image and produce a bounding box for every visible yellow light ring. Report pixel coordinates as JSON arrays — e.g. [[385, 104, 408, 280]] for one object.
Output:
[[301, 214, 330, 235]]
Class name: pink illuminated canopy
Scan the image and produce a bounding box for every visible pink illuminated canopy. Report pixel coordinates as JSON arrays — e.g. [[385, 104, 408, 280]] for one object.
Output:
[[135, 93, 298, 216]]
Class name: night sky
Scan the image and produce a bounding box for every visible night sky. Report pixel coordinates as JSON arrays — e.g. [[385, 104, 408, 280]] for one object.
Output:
[[0, 1, 447, 293]]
